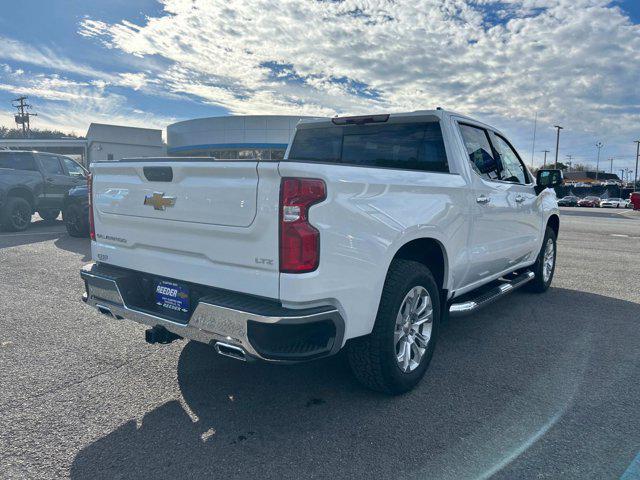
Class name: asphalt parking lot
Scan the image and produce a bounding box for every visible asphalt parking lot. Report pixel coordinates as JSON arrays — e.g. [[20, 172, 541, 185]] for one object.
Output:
[[1, 209, 639, 479]]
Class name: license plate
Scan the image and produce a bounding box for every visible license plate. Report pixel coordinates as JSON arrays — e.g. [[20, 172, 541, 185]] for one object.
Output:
[[155, 280, 190, 314]]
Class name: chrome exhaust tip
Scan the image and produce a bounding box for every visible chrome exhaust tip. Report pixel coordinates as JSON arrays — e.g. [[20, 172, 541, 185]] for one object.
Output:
[[214, 342, 247, 362]]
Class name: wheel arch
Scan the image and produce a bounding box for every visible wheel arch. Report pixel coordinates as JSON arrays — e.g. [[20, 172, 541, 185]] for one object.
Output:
[[547, 214, 559, 238], [390, 237, 449, 291], [6, 187, 35, 212]]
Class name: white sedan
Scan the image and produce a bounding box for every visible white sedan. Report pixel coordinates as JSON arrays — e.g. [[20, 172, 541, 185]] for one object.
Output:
[[600, 198, 626, 208]]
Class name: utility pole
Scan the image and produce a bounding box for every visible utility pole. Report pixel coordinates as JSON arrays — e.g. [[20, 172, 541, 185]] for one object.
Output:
[[530, 111, 537, 169], [542, 149, 550, 168], [12, 96, 37, 138], [634, 140, 640, 192], [595, 141, 603, 181], [609, 157, 614, 174], [553, 125, 563, 169], [566, 154, 573, 172]]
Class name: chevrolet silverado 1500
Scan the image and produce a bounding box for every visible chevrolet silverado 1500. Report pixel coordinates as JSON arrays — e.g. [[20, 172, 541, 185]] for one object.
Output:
[[81, 109, 562, 394]]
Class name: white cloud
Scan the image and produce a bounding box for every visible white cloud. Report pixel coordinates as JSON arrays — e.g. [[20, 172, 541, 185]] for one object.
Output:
[[0, 66, 174, 134], [76, 0, 640, 167]]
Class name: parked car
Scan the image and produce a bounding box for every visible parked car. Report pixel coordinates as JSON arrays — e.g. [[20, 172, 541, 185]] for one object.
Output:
[[0, 150, 87, 231], [600, 198, 625, 208], [578, 196, 601, 207], [81, 109, 562, 394], [558, 195, 579, 207], [63, 184, 90, 237]]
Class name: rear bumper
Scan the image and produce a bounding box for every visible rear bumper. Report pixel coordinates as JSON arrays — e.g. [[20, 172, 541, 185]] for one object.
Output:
[[80, 262, 345, 363]]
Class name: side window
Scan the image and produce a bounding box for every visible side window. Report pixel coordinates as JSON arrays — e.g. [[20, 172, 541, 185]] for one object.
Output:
[[61, 157, 86, 177], [491, 134, 528, 184], [459, 124, 501, 180], [39, 155, 64, 175], [0, 152, 36, 170]]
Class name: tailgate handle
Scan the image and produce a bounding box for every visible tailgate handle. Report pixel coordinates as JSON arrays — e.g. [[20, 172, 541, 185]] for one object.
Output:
[[143, 166, 173, 182]]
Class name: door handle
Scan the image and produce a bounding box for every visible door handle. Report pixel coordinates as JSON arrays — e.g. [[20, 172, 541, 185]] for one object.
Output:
[[515, 194, 525, 203], [45, 178, 54, 183], [476, 195, 490, 204]]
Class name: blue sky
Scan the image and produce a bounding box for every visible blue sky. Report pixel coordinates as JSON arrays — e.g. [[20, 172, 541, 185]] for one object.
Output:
[[0, 0, 639, 171]]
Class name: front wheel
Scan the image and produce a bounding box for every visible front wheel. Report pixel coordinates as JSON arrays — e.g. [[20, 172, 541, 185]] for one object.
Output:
[[525, 226, 557, 293], [347, 259, 440, 394]]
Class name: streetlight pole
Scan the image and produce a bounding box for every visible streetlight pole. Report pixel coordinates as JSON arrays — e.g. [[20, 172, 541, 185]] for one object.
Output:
[[595, 141, 603, 181], [542, 149, 550, 168], [609, 157, 613, 174], [553, 125, 563, 169], [634, 140, 640, 192]]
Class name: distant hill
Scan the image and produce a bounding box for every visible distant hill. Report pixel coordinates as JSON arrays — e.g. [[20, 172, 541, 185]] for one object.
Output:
[[0, 127, 84, 139]]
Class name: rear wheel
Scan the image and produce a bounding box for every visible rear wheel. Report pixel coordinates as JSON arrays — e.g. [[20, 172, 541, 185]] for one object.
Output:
[[1, 197, 32, 232], [38, 209, 60, 223], [63, 204, 89, 237], [347, 259, 440, 394], [525, 226, 557, 293]]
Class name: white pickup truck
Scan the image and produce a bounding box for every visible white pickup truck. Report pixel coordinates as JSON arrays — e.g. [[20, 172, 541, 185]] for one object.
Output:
[[81, 109, 562, 394]]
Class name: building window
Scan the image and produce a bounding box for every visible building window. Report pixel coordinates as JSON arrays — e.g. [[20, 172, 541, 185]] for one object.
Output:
[[107, 154, 114, 161]]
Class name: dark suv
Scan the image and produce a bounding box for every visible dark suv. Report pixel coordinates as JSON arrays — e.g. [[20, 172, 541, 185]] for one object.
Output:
[[0, 150, 87, 231]]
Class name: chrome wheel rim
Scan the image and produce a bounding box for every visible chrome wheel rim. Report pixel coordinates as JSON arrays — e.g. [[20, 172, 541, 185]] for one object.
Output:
[[394, 286, 433, 373], [542, 238, 555, 283]]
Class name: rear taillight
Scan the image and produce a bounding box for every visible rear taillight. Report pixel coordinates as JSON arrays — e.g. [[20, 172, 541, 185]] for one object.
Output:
[[279, 178, 326, 273], [88, 173, 95, 241]]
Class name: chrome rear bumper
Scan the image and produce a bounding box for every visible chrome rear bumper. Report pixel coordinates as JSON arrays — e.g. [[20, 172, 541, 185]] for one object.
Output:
[[81, 262, 344, 362]]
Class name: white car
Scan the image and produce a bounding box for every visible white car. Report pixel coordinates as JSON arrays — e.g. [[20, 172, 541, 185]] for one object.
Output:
[[81, 109, 561, 394], [600, 198, 626, 208]]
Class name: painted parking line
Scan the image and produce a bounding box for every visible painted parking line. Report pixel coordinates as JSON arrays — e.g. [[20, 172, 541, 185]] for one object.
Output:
[[620, 451, 640, 480]]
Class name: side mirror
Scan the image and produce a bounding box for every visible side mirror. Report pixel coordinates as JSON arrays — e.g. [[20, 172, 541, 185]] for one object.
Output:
[[535, 169, 563, 195]]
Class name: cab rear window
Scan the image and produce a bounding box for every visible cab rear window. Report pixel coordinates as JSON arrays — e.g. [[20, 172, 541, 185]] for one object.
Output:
[[288, 122, 449, 173]]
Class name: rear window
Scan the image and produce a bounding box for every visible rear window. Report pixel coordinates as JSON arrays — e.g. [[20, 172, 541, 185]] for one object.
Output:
[[0, 152, 36, 171], [288, 122, 449, 173]]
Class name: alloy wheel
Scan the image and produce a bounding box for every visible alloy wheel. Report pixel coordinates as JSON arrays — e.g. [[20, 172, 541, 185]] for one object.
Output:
[[394, 286, 434, 373]]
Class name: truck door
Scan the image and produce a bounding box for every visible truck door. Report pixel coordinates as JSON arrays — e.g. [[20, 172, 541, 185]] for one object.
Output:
[[37, 154, 76, 210], [487, 131, 540, 263], [457, 123, 523, 285]]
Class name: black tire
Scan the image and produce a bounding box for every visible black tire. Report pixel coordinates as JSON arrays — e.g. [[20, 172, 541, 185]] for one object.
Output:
[[347, 259, 441, 395], [38, 208, 60, 223], [525, 226, 557, 293], [0, 197, 32, 232], [63, 204, 89, 237]]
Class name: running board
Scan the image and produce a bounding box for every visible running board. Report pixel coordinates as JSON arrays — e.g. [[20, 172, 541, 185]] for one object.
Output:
[[449, 270, 535, 318]]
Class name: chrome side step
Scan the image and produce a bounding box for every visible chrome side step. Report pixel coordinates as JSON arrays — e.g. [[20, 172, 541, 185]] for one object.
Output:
[[449, 270, 535, 318]]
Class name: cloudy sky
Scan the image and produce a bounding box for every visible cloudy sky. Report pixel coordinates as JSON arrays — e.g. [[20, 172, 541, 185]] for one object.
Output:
[[0, 0, 639, 170]]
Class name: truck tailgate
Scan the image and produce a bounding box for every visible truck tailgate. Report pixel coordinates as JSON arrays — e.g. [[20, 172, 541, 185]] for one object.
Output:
[[91, 161, 280, 298]]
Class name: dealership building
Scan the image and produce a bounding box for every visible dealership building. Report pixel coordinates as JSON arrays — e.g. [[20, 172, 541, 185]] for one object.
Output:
[[0, 123, 165, 166], [166, 115, 310, 160]]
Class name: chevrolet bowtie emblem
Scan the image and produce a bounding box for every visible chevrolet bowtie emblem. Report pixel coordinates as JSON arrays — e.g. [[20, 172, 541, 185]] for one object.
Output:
[[144, 192, 176, 210]]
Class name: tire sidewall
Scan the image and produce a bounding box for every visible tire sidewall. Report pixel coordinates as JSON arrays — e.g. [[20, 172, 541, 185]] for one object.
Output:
[[63, 205, 85, 236], [536, 228, 557, 290], [378, 267, 440, 391], [3, 198, 32, 232]]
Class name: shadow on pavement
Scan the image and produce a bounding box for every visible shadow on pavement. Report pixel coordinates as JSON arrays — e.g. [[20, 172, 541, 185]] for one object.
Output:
[[0, 218, 66, 249], [70, 288, 640, 480], [54, 235, 91, 261]]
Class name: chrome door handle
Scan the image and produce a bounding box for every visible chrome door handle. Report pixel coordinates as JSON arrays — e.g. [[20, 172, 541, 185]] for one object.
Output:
[[476, 195, 490, 204], [515, 195, 525, 203]]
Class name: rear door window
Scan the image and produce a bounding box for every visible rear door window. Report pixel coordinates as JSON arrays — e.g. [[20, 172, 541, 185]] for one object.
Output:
[[288, 121, 449, 173], [0, 152, 37, 171]]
